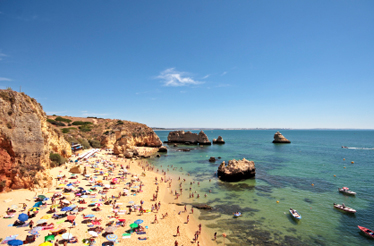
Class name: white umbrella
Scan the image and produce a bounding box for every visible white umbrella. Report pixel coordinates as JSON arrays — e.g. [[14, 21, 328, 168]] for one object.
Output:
[[88, 231, 98, 237], [62, 233, 73, 240]]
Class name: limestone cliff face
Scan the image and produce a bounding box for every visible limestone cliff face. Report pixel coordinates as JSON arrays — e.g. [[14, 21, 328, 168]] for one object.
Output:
[[166, 130, 211, 145], [101, 123, 162, 155], [0, 90, 72, 191], [218, 158, 256, 182]]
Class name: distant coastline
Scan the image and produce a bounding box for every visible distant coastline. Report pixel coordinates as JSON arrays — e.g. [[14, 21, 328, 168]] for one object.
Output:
[[152, 128, 374, 131]]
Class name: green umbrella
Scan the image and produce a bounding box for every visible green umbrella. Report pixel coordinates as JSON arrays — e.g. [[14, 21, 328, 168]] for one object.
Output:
[[45, 234, 55, 241], [38, 195, 46, 199], [129, 223, 139, 229]]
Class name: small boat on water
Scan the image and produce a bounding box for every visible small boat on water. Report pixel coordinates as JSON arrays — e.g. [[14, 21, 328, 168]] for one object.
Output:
[[358, 225, 374, 238], [338, 187, 356, 196], [333, 203, 356, 213], [341, 146, 348, 149], [233, 212, 242, 218], [289, 208, 301, 220]]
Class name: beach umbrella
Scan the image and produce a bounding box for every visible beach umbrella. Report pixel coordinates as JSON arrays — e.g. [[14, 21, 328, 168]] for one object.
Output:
[[61, 207, 73, 212], [67, 215, 76, 221], [61, 200, 70, 204], [105, 226, 117, 233], [10, 204, 18, 210], [29, 226, 43, 234], [39, 242, 53, 246], [61, 233, 73, 240], [33, 201, 43, 207], [129, 223, 138, 229], [7, 239, 23, 246], [36, 219, 48, 225], [106, 234, 118, 242], [38, 195, 46, 199], [95, 203, 103, 207], [58, 184, 65, 187], [41, 214, 52, 220], [44, 235, 55, 241], [128, 201, 134, 204], [81, 195, 88, 198], [85, 214, 95, 218], [134, 219, 143, 224], [18, 213, 28, 222], [88, 231, 98, 237]]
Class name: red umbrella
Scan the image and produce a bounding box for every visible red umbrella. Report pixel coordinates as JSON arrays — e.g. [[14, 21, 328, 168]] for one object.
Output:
[[67, 215, 76, 221]]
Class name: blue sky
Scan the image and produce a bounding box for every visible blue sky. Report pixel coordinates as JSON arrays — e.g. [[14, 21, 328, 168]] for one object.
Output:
[[1, 1, 373, 128]]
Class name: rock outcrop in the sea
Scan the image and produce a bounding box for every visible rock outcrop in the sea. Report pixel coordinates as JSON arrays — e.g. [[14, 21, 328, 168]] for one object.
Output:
[[272, 131, 291, 143], [217, 158, 256, 182], [158, 146, 168, 153], [165, 130, 211, 145], [0, 89, 72, 191], [209, 157, 216, 162], [213, 136, 225, 144]]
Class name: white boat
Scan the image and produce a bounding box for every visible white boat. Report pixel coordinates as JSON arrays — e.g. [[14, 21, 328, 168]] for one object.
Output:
[[338, 187, 356, 196], [333, 203, 356, 213], [289, 208, 301, 220]]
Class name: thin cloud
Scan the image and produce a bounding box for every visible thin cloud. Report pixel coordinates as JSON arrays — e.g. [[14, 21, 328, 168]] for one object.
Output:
[[202, 74, 210, 79], [221, 71, 227, 76], [0, 52, 7, 61], [81, 112, 108, 117], [0, 77, 12, 81], [156, 68, 204, 87], [46, 111, 66, 115]]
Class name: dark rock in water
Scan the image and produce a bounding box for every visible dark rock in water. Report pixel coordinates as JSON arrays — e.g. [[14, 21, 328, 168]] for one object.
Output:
[[156, 154, 160, 158], [209, 157, 216, 162], [158, 146, 167, 152], [185, 142, 191, 145], [192, 204, 213, 210], [218, 157, 221, 159], [213, 136, 225, 144], [272, 131, 291, 143], [173, 144, 178, 147], [218, 158, 256, 182], [304, 198, 313, 204]]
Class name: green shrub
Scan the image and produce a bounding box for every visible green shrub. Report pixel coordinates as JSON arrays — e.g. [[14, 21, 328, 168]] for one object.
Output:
[[61, 128, 70, 133], [78, 138, 91, 149], [72, 121, 93, 126], [79, 125, 92, 132], [89, 139, 101, 148], [47, 119, 55, 123], [55, 116, 72, 123], [49, 152, 66, 166], [117, 120, 124, 125]]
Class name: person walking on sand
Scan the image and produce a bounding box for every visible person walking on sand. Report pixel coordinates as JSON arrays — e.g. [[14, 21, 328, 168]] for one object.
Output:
[[187, 215, 189, 224], [177, 226, 180, 236], [191, 207, 194, 214], [154, 215, 158, 224], [214, 232, 217, 241], [175, 240, 178, 246]]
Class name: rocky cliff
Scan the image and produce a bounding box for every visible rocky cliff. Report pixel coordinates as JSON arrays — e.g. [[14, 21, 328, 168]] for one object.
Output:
[[272, 131, 291, 143], [165, 130, 211, 145], [0, 90, 72, 191], [213, 136, 225, 144], [218, 158, 256, 182]]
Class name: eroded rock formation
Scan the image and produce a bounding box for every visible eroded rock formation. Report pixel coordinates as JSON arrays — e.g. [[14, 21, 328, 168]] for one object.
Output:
[[272, 131, 291, 143], [0, 90, 72, 191], [165, 130, 211, 145], [217, 158, 256, 182], [103, 125, 162, 156], [213, 136, 225, 144], [158, 146, 168, 152]]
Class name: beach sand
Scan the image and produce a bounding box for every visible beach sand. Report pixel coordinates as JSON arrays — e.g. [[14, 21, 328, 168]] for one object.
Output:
[[0, 148, 215, 246]]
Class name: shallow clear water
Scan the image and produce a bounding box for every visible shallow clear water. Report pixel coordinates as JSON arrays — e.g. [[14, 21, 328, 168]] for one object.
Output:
[[150, 130, 374, 245]]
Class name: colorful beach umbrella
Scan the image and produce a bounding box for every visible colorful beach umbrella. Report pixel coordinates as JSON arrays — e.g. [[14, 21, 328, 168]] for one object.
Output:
[[39, 242, 53, 246], [29, 207, 40, 212], [129, 223, 138, 229], [134, 219, 143, 224], [38, 195, 46, 199], [61, 233, 73, 240], [7, 239, 23, 245], [18, 213, 28, 222], [44, 235, 55, 241], [36, 219, 48, 225], [106, 234, 118, 242]]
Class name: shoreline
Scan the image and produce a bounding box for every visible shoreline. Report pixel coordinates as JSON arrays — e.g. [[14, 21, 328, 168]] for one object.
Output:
[[0, 148, 215, 246]]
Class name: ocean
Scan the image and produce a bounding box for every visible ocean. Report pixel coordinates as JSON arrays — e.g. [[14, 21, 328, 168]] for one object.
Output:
[[150, 130, 374, 246]]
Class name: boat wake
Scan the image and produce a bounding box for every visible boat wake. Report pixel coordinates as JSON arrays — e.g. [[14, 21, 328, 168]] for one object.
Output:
[[342, 146, 374, 150]]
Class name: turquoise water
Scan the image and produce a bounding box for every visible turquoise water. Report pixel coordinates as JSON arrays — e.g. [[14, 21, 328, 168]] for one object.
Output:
[[150, 130, 374, 245]]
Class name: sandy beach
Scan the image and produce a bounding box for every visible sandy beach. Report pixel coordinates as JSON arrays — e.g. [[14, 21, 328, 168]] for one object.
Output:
[[0, 148, 215, 246]]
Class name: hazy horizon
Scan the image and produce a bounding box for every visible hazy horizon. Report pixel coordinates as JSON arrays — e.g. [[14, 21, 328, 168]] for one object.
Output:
[[1, 1, 373, 129]]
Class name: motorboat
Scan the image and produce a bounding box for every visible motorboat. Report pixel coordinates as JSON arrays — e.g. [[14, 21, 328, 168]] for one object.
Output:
[[289, 208, 301, 220], [333, 203, 356, 213], [338, 187, 356, 196], [233, 212, 242, 218], [358, 225, 374, 238]]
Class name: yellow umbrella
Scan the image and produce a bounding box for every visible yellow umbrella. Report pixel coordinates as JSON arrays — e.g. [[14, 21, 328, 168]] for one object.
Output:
[[39, 242, 53, 246], [51, 204, 59, 209], [41, 214, 52, 219], [58, 184, 65, 187], [29, 207, 40, 212]]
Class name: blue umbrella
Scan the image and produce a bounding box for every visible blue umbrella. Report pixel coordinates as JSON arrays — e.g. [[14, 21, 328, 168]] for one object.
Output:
[[66, 183, 73, 187], [61, 207, 73, 212], [33, 201, 43, 207], [18, 213, 28, 222], [81, 195, 88, 198], [43, 198, 49, 201], [134, 219, 143, 224], [106, 234, 118, 242], [85, 214, 95, 218], [7, 239, 23, 245]]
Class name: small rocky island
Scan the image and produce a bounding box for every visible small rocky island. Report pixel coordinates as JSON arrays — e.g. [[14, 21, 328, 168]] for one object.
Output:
[[213, 136, 225, 144], [217, 158, 256, 182], [164, 130, 211, 145], [272, 131, 291, 143]]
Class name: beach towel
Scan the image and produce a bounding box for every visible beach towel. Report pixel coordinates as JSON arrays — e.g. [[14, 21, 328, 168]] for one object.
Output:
[[122, 233, 131, 239], [136, 231, 146, 235], [1, 235, 18, 244]]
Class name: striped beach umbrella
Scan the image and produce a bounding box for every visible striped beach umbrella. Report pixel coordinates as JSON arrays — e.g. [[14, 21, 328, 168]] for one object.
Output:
[[106, 234, 118, 242]]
